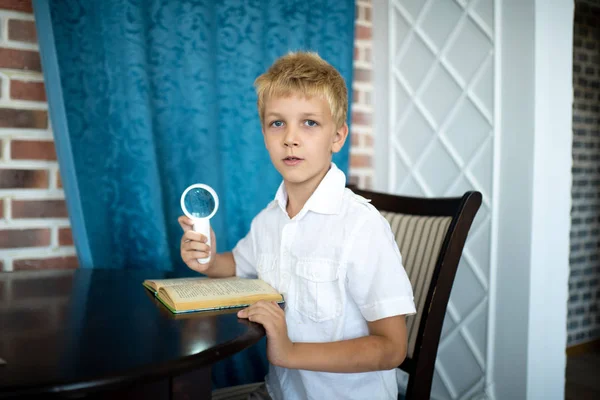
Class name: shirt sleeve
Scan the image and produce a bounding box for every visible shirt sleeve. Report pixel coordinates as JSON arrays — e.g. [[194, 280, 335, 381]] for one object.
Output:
[[232, 216, 259, 279], [346, 210, 416, 322]]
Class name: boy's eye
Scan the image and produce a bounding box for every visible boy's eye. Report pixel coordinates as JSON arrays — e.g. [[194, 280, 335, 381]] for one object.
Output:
[[270, 121, 284, 128], [304, 120, 318, 127]]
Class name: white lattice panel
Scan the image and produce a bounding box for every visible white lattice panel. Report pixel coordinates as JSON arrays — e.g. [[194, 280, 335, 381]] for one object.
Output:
[[387, 0, 494, 398]]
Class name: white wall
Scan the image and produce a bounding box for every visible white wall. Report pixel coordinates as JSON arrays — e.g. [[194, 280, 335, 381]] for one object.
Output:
[[494, 0, 572, 398], [373, 0, 572, 398]]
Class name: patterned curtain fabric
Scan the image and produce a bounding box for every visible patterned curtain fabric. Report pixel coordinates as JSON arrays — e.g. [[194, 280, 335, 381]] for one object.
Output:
[[49, 0, 355, 272]]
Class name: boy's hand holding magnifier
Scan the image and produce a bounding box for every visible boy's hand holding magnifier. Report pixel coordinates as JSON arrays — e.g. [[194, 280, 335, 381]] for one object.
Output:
[[178, 184, 219, 273]]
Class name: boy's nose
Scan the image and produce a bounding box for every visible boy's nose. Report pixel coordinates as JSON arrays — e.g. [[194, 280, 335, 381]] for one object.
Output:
[[283, 128, 299, 147]]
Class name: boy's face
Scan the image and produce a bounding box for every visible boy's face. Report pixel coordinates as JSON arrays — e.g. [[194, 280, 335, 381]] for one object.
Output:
[[262, 93, 348, 190]]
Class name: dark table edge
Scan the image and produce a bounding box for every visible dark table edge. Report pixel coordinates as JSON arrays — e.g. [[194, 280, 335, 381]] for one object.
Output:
[[0, 322, 266, 398]]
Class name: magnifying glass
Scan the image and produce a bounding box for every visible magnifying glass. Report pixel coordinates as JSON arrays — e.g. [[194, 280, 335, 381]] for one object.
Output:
[[180, 184, 219, 264]]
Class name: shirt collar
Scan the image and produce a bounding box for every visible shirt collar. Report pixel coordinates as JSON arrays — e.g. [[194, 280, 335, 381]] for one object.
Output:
[[272, 162, 346, 217]]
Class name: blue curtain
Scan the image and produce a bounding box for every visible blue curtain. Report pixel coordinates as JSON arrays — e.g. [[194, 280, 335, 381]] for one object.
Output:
[[46, 0, 354, 388], [48, 0, 354, 272]]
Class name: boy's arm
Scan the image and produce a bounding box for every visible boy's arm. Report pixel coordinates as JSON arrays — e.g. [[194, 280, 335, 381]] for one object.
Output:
[[286, 316, 407, 372], [238, 302, 408, 373]]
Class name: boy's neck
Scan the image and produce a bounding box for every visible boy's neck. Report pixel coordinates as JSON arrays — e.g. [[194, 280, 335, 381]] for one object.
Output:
[[284, 166, 331, 219], [285, 186, 312, 219]]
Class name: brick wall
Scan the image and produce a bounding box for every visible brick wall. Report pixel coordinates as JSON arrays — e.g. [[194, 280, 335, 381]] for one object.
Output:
[[348, 0, 374, 189], [0, 0, 77, 272], [569, 0, 600, 346]]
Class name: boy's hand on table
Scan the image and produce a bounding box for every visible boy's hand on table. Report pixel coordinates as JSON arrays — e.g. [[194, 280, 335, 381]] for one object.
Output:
[[237, 301, 294, 368]]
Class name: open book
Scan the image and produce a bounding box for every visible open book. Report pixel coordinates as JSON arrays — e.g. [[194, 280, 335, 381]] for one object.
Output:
[[143, 276, 284, 314]]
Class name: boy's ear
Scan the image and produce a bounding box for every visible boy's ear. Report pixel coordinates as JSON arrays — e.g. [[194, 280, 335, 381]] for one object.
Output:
[[332, 122, 349, 153]]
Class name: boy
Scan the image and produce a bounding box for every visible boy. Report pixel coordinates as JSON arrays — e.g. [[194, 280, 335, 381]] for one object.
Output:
[[179, 52, 416, 400]]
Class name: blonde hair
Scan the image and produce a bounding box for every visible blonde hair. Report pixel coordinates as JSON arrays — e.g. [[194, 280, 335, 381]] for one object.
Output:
[[254, 52, 348, 128]]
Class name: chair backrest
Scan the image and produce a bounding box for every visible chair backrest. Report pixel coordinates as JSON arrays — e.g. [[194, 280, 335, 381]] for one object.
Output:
[[349, 187, 482, 400]]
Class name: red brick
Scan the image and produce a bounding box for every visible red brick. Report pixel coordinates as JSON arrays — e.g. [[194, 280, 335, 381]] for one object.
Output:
[[365, 7, 372, 22], [0, 48, 41, 72], [353, 89, 372, 106], [11, 140, 56, 160], [0, 169, 48, 188], [0, 228, 50, 248], [350, 154, 372, 168], [354, 46, 359, 60], [10, 80, 46, 101], [12, 200, 68, 218], [354, 67, 371, 82], [8, 19, 37, 43], [57, 170, 62, 188], [0, 280, 4, 301], [355, 25, 372, 40], [0, 199, 3, 219], [352, 111, 372, 126], [14, 256, 78, 270], [58, 227, 73, 246], [351, 133, 360, 146], [0, 0, 32, 13], [0, 108, 47, 129]]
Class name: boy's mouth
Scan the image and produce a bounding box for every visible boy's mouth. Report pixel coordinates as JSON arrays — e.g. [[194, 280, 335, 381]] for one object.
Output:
[[283, 156, 303, 166]]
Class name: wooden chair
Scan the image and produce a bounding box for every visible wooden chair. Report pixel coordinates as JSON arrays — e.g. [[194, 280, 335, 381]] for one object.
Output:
[[350, 186, 482, 400]]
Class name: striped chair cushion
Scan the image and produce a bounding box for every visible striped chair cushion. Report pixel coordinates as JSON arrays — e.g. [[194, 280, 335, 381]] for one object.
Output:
[[380, 212, 452, 359]]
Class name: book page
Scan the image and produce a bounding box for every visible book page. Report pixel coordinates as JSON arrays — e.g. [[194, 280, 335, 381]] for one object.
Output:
[[150, 277, 206, 288], [167, 279, 275, 301]]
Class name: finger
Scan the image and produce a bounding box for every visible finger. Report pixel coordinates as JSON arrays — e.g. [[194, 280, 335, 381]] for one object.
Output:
[[183, 251, 211, 262], [268, 301, 285, 316], [182, 230, 208, 244], [178, 216, 194, 232], [246, 304, 281, 322], [243, 307, 273, 323], [181, 241, 210, 253], [186, 260, 211, 273], [255, 300, 283, 317], [237, 301, 270, 318], [245, 312, 279, 335]]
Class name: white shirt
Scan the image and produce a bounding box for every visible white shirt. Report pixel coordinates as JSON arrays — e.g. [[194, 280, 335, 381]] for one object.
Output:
[[233, 163, 416, 400]]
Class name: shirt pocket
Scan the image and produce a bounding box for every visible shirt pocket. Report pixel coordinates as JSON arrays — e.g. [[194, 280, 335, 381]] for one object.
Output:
[[256, 253, 278, 288], [294, 258, 342, 322]]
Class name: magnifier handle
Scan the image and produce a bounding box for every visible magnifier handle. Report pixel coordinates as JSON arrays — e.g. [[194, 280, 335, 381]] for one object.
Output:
[[193, 219, 211, 264]]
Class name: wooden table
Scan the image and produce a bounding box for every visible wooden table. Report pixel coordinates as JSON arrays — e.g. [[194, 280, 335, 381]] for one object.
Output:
[[0, 268, 265, 399]]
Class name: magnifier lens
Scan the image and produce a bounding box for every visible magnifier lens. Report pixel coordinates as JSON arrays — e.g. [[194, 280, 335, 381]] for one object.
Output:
[[183, 188, 216, 218]]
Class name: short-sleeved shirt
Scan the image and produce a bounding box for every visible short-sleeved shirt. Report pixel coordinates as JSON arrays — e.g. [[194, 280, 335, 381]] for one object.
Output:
[[232, 163, 416, 400]]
